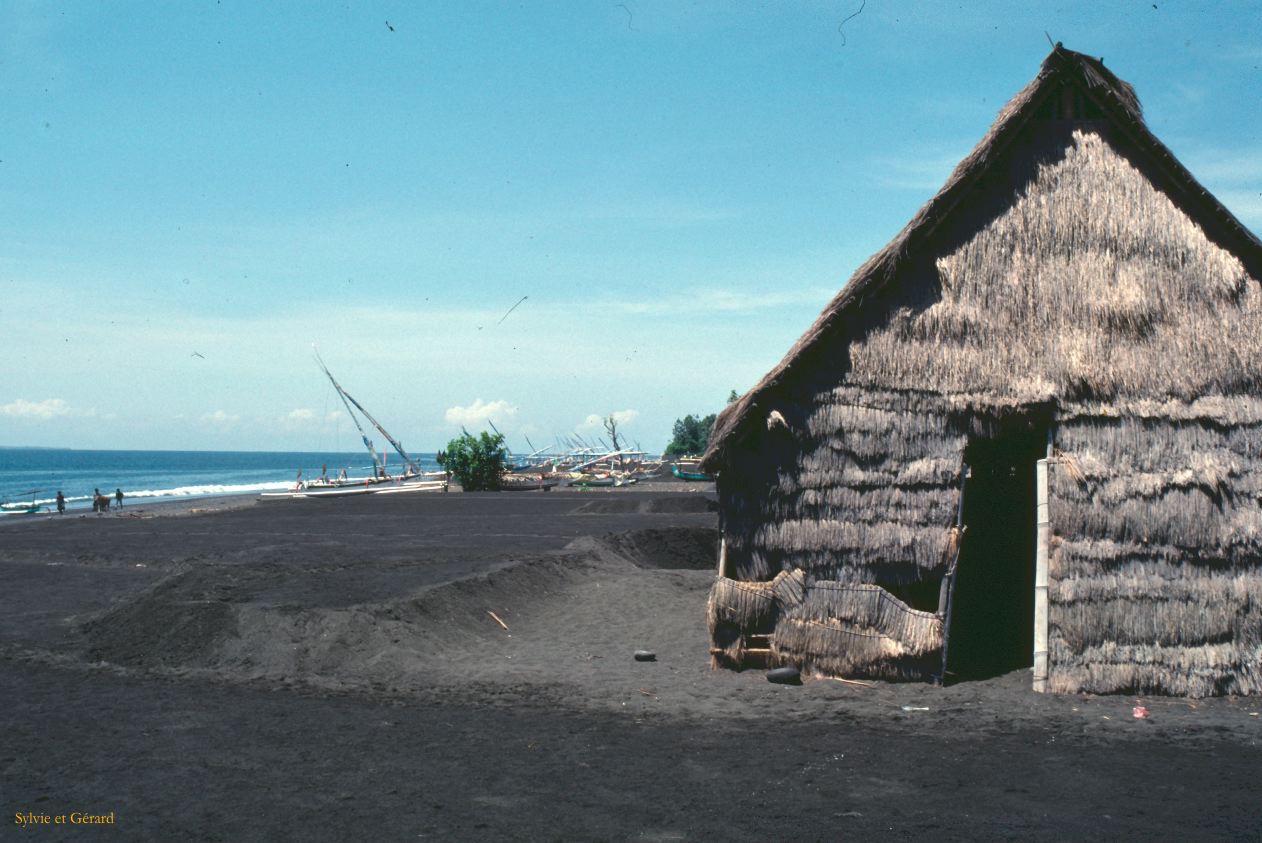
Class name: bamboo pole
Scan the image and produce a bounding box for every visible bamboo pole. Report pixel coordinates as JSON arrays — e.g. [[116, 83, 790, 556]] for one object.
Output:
[[1032, 429, 1052, 693]]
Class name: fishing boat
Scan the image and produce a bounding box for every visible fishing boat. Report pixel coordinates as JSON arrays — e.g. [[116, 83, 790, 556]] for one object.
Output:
[[313, 346, 432, 484], [259, 485, 377, 500], [498, 475, 559, 492], [370, 479, 448, 495], [0, 490, 44, 515], [671, 461, 714, 482], [566, 474, 621, 488], [259, 349, 448, 501], [259, 478, 447, 500]]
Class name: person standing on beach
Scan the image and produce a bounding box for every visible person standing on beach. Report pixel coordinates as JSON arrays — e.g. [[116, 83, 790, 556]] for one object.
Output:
[[115, 488, 124, 508], [93, 488, 101, 513], [56, 491, 65, 514]]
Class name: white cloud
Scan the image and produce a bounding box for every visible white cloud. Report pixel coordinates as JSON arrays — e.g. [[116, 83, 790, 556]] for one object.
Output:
[[576, 409, 639, 434], [444, 398, 517, 428], [1, 398, 73, 420], [275, 408, 322, 431], [200, 409, 240, 429], [576, 413, 605, 433]]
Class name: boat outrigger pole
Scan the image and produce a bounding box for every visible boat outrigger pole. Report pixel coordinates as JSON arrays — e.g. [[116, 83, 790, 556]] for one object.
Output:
[[313, 346, 420, 473], [314, 346, 384, 477]]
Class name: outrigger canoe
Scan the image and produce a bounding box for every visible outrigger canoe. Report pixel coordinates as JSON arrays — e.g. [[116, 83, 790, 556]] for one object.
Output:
[[260, 478, 447, 500], [566, 475, 620, 488], [498, 478, 560, 492], [0, 490, 44, 515], [671, 463, 714, 482]]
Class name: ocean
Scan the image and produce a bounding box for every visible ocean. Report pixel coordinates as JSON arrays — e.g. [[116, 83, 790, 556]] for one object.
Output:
[[0, 448, 443, 513]]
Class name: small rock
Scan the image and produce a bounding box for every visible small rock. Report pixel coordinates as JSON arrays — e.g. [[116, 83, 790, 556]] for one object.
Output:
[[767, 666, 801, 685], [633, 650, 656, 662]]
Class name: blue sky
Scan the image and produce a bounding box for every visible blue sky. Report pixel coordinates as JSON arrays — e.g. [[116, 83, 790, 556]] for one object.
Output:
[[2, 1, 1260, 453]]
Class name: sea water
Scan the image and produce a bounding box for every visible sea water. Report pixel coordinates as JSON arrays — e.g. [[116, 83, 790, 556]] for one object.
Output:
[[0, 448, 443, 513]]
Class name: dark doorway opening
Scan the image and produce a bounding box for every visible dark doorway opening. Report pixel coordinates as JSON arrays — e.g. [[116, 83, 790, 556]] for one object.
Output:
[[946, 424, 1047, 681]]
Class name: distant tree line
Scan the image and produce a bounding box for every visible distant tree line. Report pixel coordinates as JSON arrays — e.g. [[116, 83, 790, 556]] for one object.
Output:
[[663, 390, 739, 456]]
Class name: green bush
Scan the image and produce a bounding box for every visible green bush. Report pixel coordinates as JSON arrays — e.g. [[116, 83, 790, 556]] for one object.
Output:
[[437, 431, 508, 491]]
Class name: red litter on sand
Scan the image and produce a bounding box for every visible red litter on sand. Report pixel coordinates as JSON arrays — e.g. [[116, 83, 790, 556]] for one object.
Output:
[[1132, 706, 1150, 719]]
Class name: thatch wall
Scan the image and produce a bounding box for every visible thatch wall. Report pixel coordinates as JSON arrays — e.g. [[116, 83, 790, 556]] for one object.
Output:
[[1047, 415, 1262, 696], [719, 387, 964, 586]]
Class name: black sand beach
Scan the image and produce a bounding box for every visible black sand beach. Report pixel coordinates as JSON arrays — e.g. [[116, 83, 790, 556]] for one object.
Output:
[[4, 483, 1260, 840]]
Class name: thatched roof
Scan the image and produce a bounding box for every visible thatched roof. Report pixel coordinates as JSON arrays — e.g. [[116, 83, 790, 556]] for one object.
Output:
[[703, 45, 1262, 470]]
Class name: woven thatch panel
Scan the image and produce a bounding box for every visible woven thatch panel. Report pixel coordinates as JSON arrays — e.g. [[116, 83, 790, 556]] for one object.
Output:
[[771, 617, 941, 681], [803, 400, 963, 464], [1053, 487, 1240, 550], [771, 485, 959, 527], [785, 582, 943, 653], [1061, 398, 1262, 426], [1055, 415, 1260, 477], [718, 395, 963, 584], [771, 567, 807, 606], [707, 577, 777, 633], [1051, 565, 1262, 605], [1050, 418, 1262, 555], [1047, 415, 1262, 695], [1047, 639, 1262, 697], [706, 572, 944, 680], [706, 577, 777, 667], [1051, 541, 1221, 576], [788, 458, 961, 492], [753, 520, 952, 578], [1054, 591, 1258, 650]]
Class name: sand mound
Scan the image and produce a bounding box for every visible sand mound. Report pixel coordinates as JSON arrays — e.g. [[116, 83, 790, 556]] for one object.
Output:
[[79, 537, 717, 710], [594, 527, 718, 570], [83, 565, 256, 668], [570, 496, 716, 515]]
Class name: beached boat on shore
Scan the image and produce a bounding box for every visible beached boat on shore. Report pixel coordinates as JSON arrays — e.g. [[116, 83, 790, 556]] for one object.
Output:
[[566, 474, 622, 488], [498, 476, 560, 492], [0, 504, 43, 515], [0, 490, 44, 515], [260, 477, 447, 500], [671, 461, 713, 482]]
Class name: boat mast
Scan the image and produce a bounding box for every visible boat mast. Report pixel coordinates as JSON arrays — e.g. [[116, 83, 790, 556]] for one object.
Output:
[[313, 347, 384, 476], [313, 347, 418, 472]]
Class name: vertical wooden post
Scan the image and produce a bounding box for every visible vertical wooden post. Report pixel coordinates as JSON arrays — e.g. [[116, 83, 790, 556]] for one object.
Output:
[[1032, 431, 1052, 693], [717, 534, 728, 578], [936, 461, 970, 685]]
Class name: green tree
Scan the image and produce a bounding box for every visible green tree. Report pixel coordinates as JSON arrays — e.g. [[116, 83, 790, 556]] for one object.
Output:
[[437, 431, 509, 491], [664, 413, 717, 456], [663, 390, 740, 455]]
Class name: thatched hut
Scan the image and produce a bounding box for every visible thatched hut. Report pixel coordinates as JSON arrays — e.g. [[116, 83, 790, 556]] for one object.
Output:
[[701, 45, 1262, 697]]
